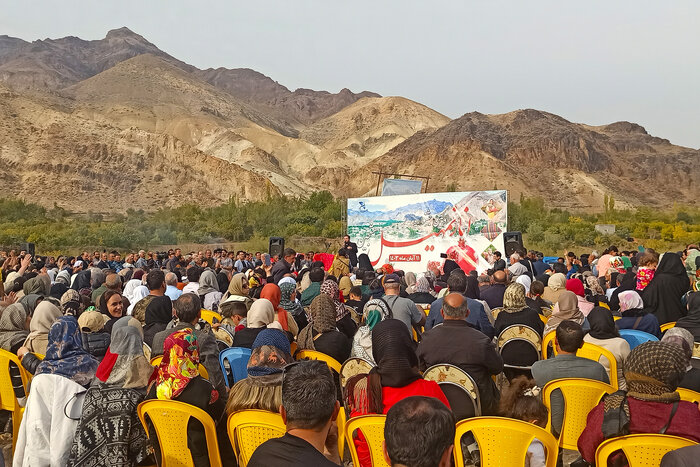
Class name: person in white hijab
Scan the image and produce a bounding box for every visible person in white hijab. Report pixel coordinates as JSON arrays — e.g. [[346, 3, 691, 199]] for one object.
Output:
[[126, 286, 149, 316]]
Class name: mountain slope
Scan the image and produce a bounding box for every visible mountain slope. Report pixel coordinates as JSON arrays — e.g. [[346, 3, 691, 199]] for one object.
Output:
[[344, 109, 699, 209]]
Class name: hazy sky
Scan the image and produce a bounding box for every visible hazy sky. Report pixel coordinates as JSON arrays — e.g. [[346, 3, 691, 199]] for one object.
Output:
[[2, 1, 698, 148]]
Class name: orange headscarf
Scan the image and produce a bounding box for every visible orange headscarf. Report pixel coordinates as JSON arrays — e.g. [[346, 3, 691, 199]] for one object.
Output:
[[260, 283, 289, 331]]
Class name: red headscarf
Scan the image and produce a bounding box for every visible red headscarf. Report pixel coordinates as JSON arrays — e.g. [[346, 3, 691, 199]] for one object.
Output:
[[260, 283, 289, 331], [566, 278, 585, 297]]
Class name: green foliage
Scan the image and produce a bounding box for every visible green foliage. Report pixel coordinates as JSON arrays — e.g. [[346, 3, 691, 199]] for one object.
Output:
[[0, 192, 343, 251], [510, 196, 700, 253]]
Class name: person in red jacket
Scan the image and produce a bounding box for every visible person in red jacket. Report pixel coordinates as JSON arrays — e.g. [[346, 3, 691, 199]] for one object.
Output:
[[578, 341, 700, 464], [345, 319, 450, 467]]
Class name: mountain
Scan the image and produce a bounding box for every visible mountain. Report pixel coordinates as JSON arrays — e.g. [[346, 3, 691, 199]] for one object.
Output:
[[343, 109, 699, 209], [0, 27, 696, 214], [348, 200, 452, 224]]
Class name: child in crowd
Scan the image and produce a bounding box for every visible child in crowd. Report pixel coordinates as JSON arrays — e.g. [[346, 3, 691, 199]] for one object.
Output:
[[499, 376, 549, 467], [217, 300, 247, 336], [636, 250, 659, 291]]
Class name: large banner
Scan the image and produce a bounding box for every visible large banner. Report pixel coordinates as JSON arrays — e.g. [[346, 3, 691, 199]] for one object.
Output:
[[347, 190, 507, 274], [381, 178, 423, 196]]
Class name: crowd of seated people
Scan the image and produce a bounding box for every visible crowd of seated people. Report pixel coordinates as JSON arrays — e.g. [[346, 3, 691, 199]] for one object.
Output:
[[0, 243, 699, 466]]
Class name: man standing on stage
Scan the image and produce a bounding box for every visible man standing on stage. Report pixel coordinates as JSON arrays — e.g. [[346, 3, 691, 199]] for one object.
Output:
[[343, 235, 358, 268]]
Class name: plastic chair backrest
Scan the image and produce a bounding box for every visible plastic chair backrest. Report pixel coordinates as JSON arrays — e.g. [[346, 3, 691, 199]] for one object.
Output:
[[542, 331, 556, 360], [497, 325, 542, 352], [219, 347, 252, 388], [295, 350, 341, 373], [542, 378, 615, 450], [0, 349, 30, 455], [227, 409, 285, 466], [454, 416, 558, 467], [613, 316, 621, 321], [618, 329, 659, 349], [137, 399, 222, 467], [490, 307, 504, 319], [339, 357, 374, 391], [423, 364, 481, 416], [539, 314, 548, 324], [337, 406, 347, 460], [200, 309, 223, 326], [660, 322, 676, 333], [677, 388, 700, 405], [143, 342, 152, 360], [344, 415, 388, 467], [694, 342, 700, 359], [150, 356, 209, 380], [576, 342, 619, 389], [595, 434, 697, 467]]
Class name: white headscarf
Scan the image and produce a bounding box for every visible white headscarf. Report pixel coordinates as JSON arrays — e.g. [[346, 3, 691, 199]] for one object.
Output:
[[126, 286, 149, 315], [516, 275, 532, 294]]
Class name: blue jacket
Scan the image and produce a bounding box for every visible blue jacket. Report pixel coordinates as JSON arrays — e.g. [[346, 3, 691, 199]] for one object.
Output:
[[425, 295, 495, 339]]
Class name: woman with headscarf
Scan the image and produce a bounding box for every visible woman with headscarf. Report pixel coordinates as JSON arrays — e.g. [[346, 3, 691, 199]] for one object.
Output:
[[126, 285, 149, 320], [351, 299, 392, 363], [301, 267, 324, 307], [0, 294, 41, 353], [279, 281, 307, 332], [662, 327, 700, 392], [616, 290, 662, 338], [403, 272, 417, 295], [565, 278, 594, 316], [68, 317, 153, 467], [584, 274, 608, 308], [578, 342, 700, 463], [220, 272, 254, 310], [23, 274, 51, 297], [232, 299, 282, 349], [542, 273, 566, 303], [357, 253, 373, 273], [21, 300, 62, 355], [320, 279, 357, 340], [215, 272, 230, 297], [71, 269, 92, 292], [676, 292, 700, 341], [142, 294, 174, 348], [122, 272, 144, 304], [198, 270, 222, 311], [50, 270, 71, 299], [146, 329, 225, 467], [494, 283, 545, 375], [408, 276, 436, 305], [339, 275, 353, 299], [297, 294, 351, 364], [260, 283, 299, 338], [101, 290, 126, 334], [543, 291, 589, 335], [13, 316, 100, 466], [642, 253, 691, 324], [225, 329, 292, 415], [584, 307, 631, 390], [346, 319, 450, 467]]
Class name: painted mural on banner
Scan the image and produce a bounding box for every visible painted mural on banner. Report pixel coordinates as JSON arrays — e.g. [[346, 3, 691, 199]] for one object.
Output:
[[347, 191, 507, 274]]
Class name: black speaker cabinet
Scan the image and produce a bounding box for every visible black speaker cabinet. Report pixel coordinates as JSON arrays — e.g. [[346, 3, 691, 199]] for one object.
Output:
[[268, 237, 285, 258], [503, 231, 523, 257]]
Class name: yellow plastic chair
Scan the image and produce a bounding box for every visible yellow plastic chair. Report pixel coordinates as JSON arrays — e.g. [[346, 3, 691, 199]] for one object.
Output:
[[344, 415, 388, 467], [599, 302, 610, 310], [295, 350, 342, 373], [337, 406, 347, 459], [677, 387, 700, 404], [542, 378, 615, 450], [539, 314, 548, 325], [490, 307, 504, 319], [150, 356, 209, 380], [137, 399, 223, 467], [576, 342, 619, 389], [660, 322, 676, 333], [454, 417, 558, 467], [595, 434, 697, 467], [200, 309, 223, 326], [227, 409, 285, 466], [613, 316, 621, 321], [0, 349, 31, 455], [694, 342, 700, 359], [542, 331, 556, 360]]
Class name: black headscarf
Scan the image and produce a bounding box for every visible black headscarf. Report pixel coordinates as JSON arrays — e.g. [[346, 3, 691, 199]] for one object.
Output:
[[642, 253, 689, 324], [587, 306, 619, 340], [71, 269, 92, 291], [675, 292, 700, 340], [216, 272, 230, 295], [465, 275, 480, 300], [609, 271, 637, 311], [358, 254, 373, 272], [442, 260, 459, 280], [143, 296, 173, 347]]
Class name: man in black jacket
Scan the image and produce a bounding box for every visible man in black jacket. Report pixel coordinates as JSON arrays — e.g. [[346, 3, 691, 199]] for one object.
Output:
[[417, 293, 503, 416], [343, 235, 358, 268], [270, 248, 296, 284]]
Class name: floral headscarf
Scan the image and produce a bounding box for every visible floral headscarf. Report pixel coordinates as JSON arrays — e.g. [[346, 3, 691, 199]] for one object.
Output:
[[35, 316, 99, 387], [297, 294, 339, 351], [586, 275, 605, 296], [503, 283, 528, 314], [619, 290, 644, 312], [414, 277, 431, 294], [152, 329, 217, 402], [279, 282, 304, 317], [320, 280, 349, 320]]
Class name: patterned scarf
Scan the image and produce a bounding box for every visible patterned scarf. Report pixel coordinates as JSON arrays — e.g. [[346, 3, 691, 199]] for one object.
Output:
[[321, 280, 349, 320], [152, 329, 217, 402], [36, 316, 99, 387], [297, 294, 338, 351], [636, 267, 655, 291], [414, 277, 431, 294], [279, 282, 304, 317], [503, 282, 528, 313]]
